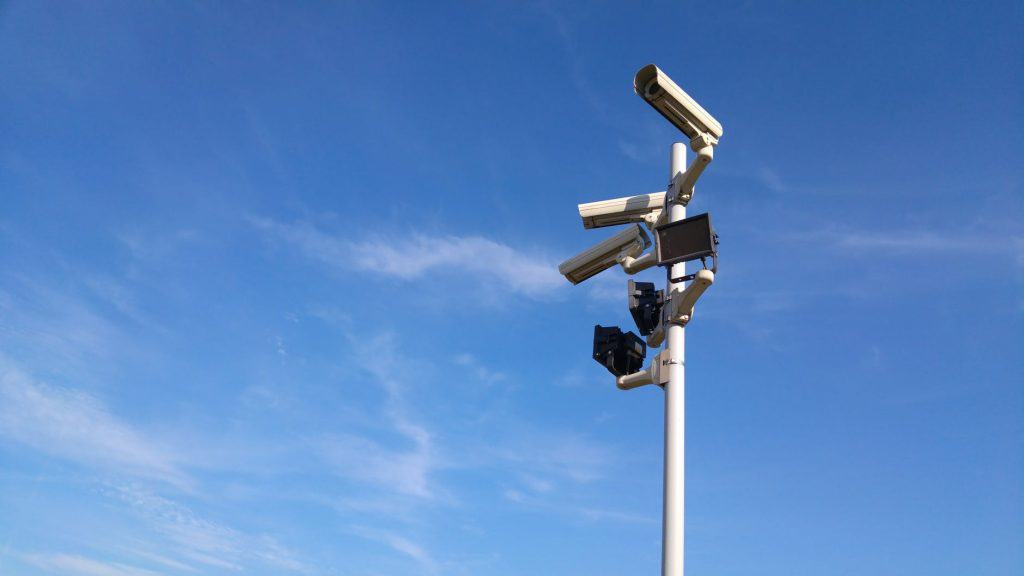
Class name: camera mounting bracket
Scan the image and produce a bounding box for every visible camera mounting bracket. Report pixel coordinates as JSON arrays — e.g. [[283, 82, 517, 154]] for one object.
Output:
[[667, 269, 714, 326], [668, 140, 714, 206], [616, 349, 672, 390], [617, 249, 658, 274]]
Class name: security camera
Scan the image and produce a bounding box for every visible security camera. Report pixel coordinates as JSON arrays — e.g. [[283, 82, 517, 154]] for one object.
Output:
[[558, 224, 652, 285], [634, 64, 723, 146], [593, 325, 646, 377], [578, 192, 665, 230], [628, 280, 664, 336]]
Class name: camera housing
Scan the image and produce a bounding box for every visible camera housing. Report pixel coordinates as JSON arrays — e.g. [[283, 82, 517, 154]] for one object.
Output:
[[635, 64, 723, 143], [578, 192, 666, 230], [592, 325, 647, 377], [628, 280, 664, 336], [558, 224, 651, 285]]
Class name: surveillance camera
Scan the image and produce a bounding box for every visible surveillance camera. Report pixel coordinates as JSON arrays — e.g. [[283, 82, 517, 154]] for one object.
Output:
[[628, 280, 664, 336], [593, 325, 646, 377], [634, 64, 723, 144], [578, 192, 666, 230], [558, 224, 651, 285]]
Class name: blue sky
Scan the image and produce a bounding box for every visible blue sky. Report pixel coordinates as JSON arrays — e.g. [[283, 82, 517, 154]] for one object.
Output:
[[1, 1, 1021, 575]]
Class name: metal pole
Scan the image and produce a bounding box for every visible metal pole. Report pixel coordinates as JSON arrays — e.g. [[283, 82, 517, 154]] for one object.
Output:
[[663, 142, 687, 576]]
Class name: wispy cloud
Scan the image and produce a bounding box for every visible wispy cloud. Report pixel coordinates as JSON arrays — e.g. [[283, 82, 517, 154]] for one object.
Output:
[[535, 2, 607, 122], [122, 549, 196, 573], [500, 487, 655, 526], [23, 553, 161, 576], [112, 484, 244, 571], [481, 425, 651, 526], [485, 429, 620, 521], [110, 484, 309, 574], [757, 166, 789, 193], [0, 358, 190, 489], [789, 225, 1024, 260], [553, 368, 588, 388], [250, 217, 564, 297], [498, 432, 613, 485], [453, 353, 506, 386], [584, 269, 627, 303], [319, 332, 444, 502], [116, 229, 202, 265], [350, 526, 439, 574], [0, 277, 130, 377], [575, 506, 658, 525], [319, 430, 436, 500]]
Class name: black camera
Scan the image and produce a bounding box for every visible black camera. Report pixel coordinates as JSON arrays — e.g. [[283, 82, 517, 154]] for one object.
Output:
[[592, 325, 646, 377], [628, 280, 664, 336]]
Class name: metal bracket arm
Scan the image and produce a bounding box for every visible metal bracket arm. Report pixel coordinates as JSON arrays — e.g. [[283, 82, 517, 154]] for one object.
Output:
[[669, 141, 714, 205], [646, 320, 665, 348], [641, 209, 664, 232], [616, 349, 671, 390], [618, 250, 658, 274], [644, 268, 714, 345], [667, 269, 714, 326]]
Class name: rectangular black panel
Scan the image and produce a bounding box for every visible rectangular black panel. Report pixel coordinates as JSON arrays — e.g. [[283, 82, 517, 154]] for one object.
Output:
[[655, 212, 715, 267]]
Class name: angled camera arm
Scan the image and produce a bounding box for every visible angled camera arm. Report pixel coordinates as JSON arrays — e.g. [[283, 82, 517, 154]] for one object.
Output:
[[668, 134, 715, 205]]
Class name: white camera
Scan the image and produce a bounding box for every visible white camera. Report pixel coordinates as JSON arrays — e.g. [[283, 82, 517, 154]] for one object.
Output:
[[578, 191, 665, 230], [634, 64, 723, 145], [558, 224, 651, 285]]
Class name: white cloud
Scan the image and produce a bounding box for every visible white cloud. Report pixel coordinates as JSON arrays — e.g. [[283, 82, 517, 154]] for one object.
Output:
[[110, 484, 309, 574], [484, 428, 645, 523], [618, 140, 646, 162], [576, 507, 658, 525], [0, 279, 128, 376], [518, 473, 554, 494], [499, 487, 655, 526], [350, 526, 439, 574], [502, 488, 527, 503], [122, 550, 196, 573], [316, 332, 445, 502], [584, 269, 625, 303], [319, 431, 435, 499], [110, 484, 244, 571], [505, 433, 613, 484], [116, 228, 201, 265], [757, 166, 789, 193], [801, 227, 1023, 257], [23, 553, 161, 576], [453, 353, 506, 385], [250, 217, 564, 297], [0, 358, 190, 489], [553, 368, 587, 388]]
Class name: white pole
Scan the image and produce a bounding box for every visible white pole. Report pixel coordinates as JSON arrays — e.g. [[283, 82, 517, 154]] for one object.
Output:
[[663, 142, 687, 576]]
